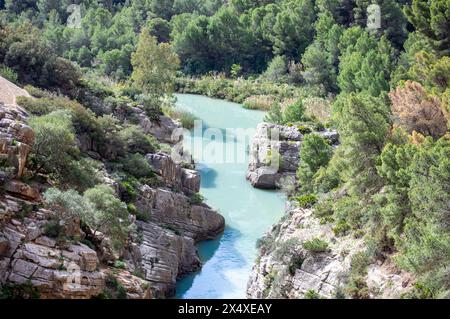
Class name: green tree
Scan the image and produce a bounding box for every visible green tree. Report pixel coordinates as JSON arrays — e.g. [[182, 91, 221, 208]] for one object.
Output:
[[83, 185, 131, 248], [262, 55, 287, 82], [29, 110, 77, 180], [148, 17, 171, 43], [283, 99, 306, 123], [131, 27, 179, 96], [337, 27, 395, 96], [272, 0, 316, 60], [297, 134, 333, 192], [405, 0, 450, 56]]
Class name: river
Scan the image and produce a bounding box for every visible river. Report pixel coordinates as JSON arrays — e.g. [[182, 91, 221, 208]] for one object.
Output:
[[174, 94, 285, 299]]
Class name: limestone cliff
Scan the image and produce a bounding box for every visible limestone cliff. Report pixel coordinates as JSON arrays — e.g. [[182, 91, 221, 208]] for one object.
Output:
[[246, 123, 414, 299], [0, 83, 225, 299], [247, 202, 414, 299], [246, 123, 338, 189]]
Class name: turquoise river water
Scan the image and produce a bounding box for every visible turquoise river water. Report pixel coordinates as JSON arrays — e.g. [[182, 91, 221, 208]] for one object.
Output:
[[174, 94, 285, 299]]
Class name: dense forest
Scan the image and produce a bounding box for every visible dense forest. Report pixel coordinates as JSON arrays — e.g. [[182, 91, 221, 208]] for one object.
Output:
[[0, 0, 449, 299]]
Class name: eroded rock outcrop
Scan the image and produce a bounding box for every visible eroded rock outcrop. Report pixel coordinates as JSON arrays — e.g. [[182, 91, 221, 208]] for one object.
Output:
[[147, 152, 200, 194], [0, 204, 104, 299], [137, 221, 200, 296], [247, 203, 414, 299], [246, 123, 338, 189]]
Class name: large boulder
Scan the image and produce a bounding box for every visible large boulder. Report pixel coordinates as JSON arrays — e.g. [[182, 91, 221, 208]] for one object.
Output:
[[147, 152, 201, 194], [246, 123, 339, 189], [135, 185, 224, 241]]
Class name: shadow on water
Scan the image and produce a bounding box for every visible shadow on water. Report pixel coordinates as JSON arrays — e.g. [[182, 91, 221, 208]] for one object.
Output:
[[175, 226, 246, 299], [195, 163, 218, 189]]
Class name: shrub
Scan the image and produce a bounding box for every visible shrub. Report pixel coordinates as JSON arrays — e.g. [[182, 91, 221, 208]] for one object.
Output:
[[302, 238, 329, 253], [283, 100, 306, 123], [28, 110, 81, 186], [0, 65, 18, 84], [23, 85, 54, 99], [120, 153, 154, 179], [389, 81, 448, 139], [176, 110, 197, 129], [0, 281, 40, 299], [263, 56, 287, 82], [118, 180, 138, 203], [297, 125, 312, 134], [264, 103, 284, 124], [189, 193, 205, 205], [243, 95, 275, 111], [43, 219, 64, 239], [83, 185, 131, 249], [113, 260, 127, 269], [118, 125, 158, 155], [304, 290, 322, 299], [273, 238, 301, 262], [296, 194, 317, 208]]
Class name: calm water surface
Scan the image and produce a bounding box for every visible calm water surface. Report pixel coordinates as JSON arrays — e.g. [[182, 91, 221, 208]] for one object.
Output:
[[175, 94, 285, 299]]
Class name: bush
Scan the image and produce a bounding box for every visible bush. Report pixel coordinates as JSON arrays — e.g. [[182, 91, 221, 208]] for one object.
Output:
[[302, 238, 329, 253], [189, 193, 205, 205], [165, 108, 198, 129], [28, 110, 79, 184], [0, 65, 18, 84], [0, 282, 40, 299], [243, 95, 275, 110], [118, 125, 158, 155], [118, 180, 138, 203], [273, 238, 301, 262], [296, 194, 317, 208], [43, 219, 64, 239], [83, 185, 131, 249], [113, 260, 127, 269], [120, 153, 154, 179], [304, 290, 322, 299], [263, 56, 287, 82], [283, 100, 306, 123]]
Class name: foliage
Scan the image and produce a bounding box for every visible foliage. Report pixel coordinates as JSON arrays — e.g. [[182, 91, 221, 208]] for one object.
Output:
[[304, 290, 322, 299], [120, 153, 154, 179], [0, 282, 40, 299], [189, 193, 205, 205], [302, 238, 329, 253], [297, 134, 333, 192], [295, 194, 318, 209], [83, 185, 131, 249], [389, 81, 448, 139], [0, 64, 17, 83], [44, 185, 131, 250], [282, 99, 306, 123], [131, 28, 179, 97]]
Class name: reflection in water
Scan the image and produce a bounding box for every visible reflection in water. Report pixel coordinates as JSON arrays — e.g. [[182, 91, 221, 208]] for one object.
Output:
[[175, 94, 285, 299]]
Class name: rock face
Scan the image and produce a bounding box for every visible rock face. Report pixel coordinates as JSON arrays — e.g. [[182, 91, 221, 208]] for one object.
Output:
[[246, 123, 338, 189], [0, 80, 225, 299], [136, 185, 224, 241], [246, 202, 413, 299], [133, 180, 224, 296], [0, 205, 104, 299], [137, 221, 200, 296], [147, 152, 201, 194], [0, 103, 34, 178]]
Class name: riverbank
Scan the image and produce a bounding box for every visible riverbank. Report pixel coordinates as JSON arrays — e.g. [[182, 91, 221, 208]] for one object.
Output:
[[176, 75, 305, 111]]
